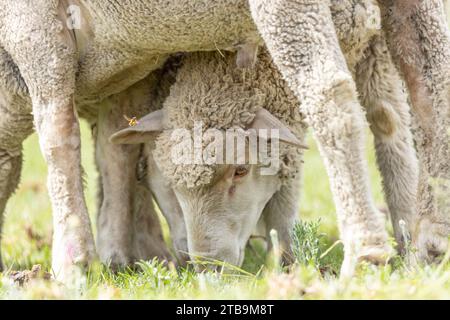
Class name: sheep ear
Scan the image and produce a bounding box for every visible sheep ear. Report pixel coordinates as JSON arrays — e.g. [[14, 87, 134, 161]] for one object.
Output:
[[249, 108, 308, 149], [110, 110, 166, 144]]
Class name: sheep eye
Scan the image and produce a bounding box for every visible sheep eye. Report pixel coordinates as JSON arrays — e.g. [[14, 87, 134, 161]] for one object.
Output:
[[234, 166, 249, 178]]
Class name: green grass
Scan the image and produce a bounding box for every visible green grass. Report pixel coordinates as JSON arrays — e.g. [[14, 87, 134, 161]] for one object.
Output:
[[0, 121, 449, 300]]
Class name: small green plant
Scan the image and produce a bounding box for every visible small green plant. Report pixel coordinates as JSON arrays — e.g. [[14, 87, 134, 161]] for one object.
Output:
[[291, 220, 343, 274], [291, 220, 325, 268]]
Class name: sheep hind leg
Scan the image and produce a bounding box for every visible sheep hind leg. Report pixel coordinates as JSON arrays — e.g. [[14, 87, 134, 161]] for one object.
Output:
[[0, 97, 34, 271], [355, 35, 420, 255], [95, 107, 140, 268], [380, 0, 450, 263], [0, 149, 23, 271]]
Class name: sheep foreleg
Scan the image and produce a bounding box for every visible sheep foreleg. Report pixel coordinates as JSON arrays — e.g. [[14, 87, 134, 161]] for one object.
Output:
[[249, 0, 393, 277]]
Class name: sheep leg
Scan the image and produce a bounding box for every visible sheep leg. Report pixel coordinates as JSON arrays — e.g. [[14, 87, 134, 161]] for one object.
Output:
[[356, 35, 420, 253], [95, 104, 141, 268], [0, 151, 22, 271], [94, 77, 174, 268], [249, 0, 392, 276], [32, 99, 96, 281], [379, 0, 450, 262], [132, 182, 173, 264], [145, 146, 189, 266], [0, 98, 33, 271], [1, 3, 96, 281], [35, 100, 96, 281], [262, 175, 302, 265]]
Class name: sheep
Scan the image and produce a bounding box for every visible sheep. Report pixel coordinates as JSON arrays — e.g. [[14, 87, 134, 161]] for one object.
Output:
[[111, 36, 421, 270], [0, 0, 445, 280], [112, 48, 308, 267], [0, 0, 261, 281]]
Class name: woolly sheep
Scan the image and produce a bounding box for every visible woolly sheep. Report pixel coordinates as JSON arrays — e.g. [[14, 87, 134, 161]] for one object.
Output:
[[0, 0, 446, 281], [0, 0, 262, 281], [112, 49, 308, 266], [111, 36, 420, 269]]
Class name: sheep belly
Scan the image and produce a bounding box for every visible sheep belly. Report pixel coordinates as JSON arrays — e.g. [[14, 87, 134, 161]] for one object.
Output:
[[75, 0, 260, 102]]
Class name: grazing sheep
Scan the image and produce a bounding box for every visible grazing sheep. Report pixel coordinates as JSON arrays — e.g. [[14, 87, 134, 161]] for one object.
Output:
[[0, 0, 444, 280], [111, 37, 420, 269], [112, 48, 308, 266]]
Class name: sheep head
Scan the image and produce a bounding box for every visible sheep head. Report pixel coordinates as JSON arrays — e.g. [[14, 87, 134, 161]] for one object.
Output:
[[110, 107, 305, 268]]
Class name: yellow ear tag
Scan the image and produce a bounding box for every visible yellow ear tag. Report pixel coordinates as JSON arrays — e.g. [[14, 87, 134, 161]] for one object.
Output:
[[123, 115, 139, 127]]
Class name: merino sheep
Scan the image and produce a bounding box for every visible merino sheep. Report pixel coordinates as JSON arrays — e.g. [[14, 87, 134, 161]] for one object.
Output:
[[112, 48, 308, 267], [111, 35, 420, 269], [0, 0, 262, 281], [0, 0, 446, 280]]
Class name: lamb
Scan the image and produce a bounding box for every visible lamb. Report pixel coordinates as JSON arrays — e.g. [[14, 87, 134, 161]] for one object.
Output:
[[0, 0, 262, 281], [0, 0, 445, 281]]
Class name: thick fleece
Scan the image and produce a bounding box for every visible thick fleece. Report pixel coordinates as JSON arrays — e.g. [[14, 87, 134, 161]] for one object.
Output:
[[152, 50, 306, 190]]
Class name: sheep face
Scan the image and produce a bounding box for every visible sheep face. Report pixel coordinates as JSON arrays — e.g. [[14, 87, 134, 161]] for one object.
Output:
[[110, 107, 305, 268], [172, 163, 281, 268]]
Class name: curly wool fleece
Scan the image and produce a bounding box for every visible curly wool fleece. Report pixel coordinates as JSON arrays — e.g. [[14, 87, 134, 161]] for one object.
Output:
[[153, 49, 307, 189]]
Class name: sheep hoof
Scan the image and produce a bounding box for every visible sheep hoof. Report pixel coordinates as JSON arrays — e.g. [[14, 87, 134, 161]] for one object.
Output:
[[173, 237, 190, 267], [412, 217, 450, 264], [52, 246, 97, 286], [357, 244, 394, 265], [340, 243, 394, 279], [99, 248, 134, 271]]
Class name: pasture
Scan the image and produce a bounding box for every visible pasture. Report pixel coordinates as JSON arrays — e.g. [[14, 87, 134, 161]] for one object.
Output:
[[0, 122, 449, 299]]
